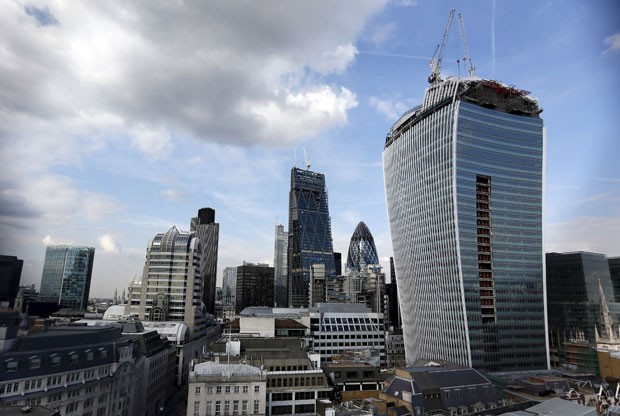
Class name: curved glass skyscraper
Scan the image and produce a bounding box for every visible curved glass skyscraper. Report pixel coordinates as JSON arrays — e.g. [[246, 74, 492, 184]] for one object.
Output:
[[346, 221, 379, 271], [383, 77, 549, 371]]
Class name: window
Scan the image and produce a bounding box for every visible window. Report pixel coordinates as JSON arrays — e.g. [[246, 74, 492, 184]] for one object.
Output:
[[193, 401, 200, 416], [242, 400, 248, 414], [224, 400, 230, 414], [51, 355, 61, 366], [242, 386, 248, 393], [234, 385, 240, 394], [6, 360, 18, 372], [70, 353, 79, 364], [86, 351, 94, 361], [66, 402, 78, 413], [195, 386, 201, 395], [208, 386, 214, 394], [215, 400, 221, 415], [225, 386, 231, 393], [206, 401, 212, 414], [217, 386, 222, 394], [254, 386, 260, 393], [99, 349, 107, 359], [253, 400, 260, 414], [30, 357, 41, 369], [233, 400, 239, 414]]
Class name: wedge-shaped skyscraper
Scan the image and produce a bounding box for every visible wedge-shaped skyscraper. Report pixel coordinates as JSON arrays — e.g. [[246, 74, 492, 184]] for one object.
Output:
[[288, 167, 335, 307], [383, 77, 549, 371]]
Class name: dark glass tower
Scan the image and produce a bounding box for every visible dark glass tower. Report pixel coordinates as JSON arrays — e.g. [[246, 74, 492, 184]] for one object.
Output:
[[346, 221, 379, 272], [190, 207, 219, 315], [287, 167, 335, 307], [39, 245, 95, 310], [546, 252, 616, 373], [0, 255, 23, 307], [383, 77, 548, 371]]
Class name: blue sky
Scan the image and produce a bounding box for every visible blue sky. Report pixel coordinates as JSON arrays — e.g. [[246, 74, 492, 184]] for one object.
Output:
[[1, 0, 618, 298]]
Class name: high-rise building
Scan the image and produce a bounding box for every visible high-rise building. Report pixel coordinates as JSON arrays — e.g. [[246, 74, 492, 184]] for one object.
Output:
[[385, 257, 401, 330], [138, 226, 205, 339], [546, 251, 619, 373], [39, 245, 95, 310], [0, 255, 23, 308], [287, 167, 335, 307], [609, 257, 620, 303], [383, 77, 548, 371], [273, 224, 288, 307], [235, 262, 274, 314], [222, 266, 237, 306], [346, 221, 379, 272], [190, 207, 219, 315]]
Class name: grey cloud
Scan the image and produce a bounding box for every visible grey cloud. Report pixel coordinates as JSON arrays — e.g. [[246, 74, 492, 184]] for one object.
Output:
[[2, 1, 387, 149], [0, 191, 42, 219]]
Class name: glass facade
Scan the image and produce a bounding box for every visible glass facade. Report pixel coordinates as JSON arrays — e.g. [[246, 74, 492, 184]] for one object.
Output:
[[190, 207, 219, 315], [383, 78, 548, 371], [288, 167, 335, 308], [546, 252, 616, 373], [274, 224, 288, 307], [346, 221, 379, 272], [39, 245, 95, 310]]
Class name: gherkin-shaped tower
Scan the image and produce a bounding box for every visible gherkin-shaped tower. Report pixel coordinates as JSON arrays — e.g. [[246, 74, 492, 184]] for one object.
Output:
[[346, 221, 379, 271]]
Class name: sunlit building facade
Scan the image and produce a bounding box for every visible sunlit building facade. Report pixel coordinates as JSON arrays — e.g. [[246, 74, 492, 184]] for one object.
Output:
[[383, 77, 549, 371], [287, 167, 335, 308], [274, 224, 288, 307], [39, 245, 95, 310]]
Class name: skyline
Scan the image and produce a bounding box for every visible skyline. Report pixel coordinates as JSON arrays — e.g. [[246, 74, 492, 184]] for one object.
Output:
[[1, 1, 619, 298]]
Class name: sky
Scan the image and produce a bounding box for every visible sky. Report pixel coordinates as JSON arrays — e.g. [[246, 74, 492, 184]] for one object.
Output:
[[1, 0, 619, 298]]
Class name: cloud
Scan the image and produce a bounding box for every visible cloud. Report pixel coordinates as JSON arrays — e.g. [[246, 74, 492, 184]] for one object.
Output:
[[394, 0, 418, 7], [369, 97, 410, 120], [162, 188, 186, 203], [0, 189, 42, 218], [1, 1, 387, 152], [603, 32, 620, 55], [129, 125, 173, 161], [368, 22, 398, 47], [545, 216, 620, 256], [42, 235, 57, 246], [98, 234, 121, 254]]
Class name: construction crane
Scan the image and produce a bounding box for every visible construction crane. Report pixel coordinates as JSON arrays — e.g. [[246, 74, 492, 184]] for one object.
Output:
[[458, 13, 476, 78], [428, 8, 455, 84]]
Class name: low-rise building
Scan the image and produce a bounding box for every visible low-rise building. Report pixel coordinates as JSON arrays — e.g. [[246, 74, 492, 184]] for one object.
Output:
[[379, 360, 499, 416], [187, 361, 267, 416]]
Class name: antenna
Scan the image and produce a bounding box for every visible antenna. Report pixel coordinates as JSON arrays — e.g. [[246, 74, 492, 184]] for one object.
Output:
[[428, 8, 455, 84], [303, 148, 311, 170], [458, 13, 475, 77]]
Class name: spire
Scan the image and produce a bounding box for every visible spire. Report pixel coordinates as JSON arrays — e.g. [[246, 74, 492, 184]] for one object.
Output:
[[598, 277, 616, 342]]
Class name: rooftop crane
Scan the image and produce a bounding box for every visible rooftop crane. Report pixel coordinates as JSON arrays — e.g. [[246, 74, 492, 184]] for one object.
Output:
[[428, 8, 455, 84], [458, 13, 476, 78]]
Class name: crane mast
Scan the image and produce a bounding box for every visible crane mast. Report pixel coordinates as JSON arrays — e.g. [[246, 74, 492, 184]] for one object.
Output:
[[458, 13, 476, 78], [428, 8, 455, 84]]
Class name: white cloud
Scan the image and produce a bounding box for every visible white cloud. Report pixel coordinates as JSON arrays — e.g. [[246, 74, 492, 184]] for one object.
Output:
[[603, 32, 620, 55], [369, 97, 410, 120], [394, 0, 418, 7], [98, 234, 121, 255], [129, 125, 173, 161], [42, 235, 57, 246], [0, 1, 387, 153], [545, 216, 620, 256], [162, 188, 186, 203], [368, 22, 398, 47]]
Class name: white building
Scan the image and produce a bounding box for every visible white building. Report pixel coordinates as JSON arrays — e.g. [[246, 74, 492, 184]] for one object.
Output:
[[187, 361, 267, 416]]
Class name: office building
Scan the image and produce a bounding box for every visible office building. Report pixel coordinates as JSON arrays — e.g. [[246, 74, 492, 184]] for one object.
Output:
[[383, 77, 548, 371], [0, 255, 23, 308], [0, 325, 140, 416], [188, 361, 267, 416], [385, 257, 401, 330], [222, 266, 237, 307], [274, 224, 288, 307], [346, 222, 379, 272], [138, 226, 206, 340], [39, 245, 95, 310], [546, 251, 619, 373], [610, 257, 620, 303], [333, 252, 342, 276], [235, 263, 274, 314], [288, 167, 336, 308], [190, 207, 219, 315]]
